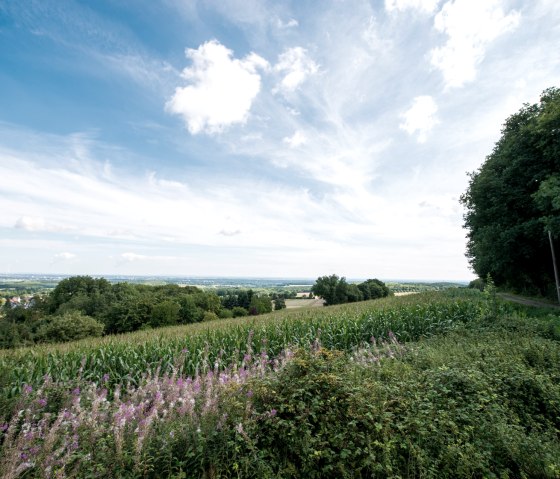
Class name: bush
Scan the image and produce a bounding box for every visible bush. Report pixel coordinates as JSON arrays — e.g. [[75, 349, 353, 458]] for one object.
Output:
[[36, 311, 104, 343], [218, 308, 234, 319], [202, 311, 219, 322], [232, 306, 248, 317]]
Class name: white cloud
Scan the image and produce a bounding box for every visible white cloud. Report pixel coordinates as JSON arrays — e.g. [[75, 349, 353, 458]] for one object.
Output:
[[119, 252, 147, 262], [400, 96, 439, 143], [15, 216, 72, 233], [218, 229, 241, 237], [166, 40, 269, 134], [275, 17, 298, 29], [53, 252, 76, 261], [385, 0, 440, 14], [283, 130, 307, 148], [430, 0, 521, 88], [274, 47, 319, 93]]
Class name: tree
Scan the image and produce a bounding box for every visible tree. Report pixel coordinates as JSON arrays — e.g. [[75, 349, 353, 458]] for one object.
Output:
[[346, 284, 363, 303], [460, 87, 560, 296], [274, 297, 286, 310], [150, 300, 180, 328], [249, 295, 273, 315], [358, 279, 390, 300], [311, 275, 349, 306]]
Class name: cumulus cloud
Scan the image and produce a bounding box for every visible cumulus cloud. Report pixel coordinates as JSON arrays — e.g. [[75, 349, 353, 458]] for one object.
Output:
[[430, 0, 521, 88], [385, 0, 440, 14], [166, 40, 269, 134], [399, 96, 439, 143], [274, 47, 319, 93], [283, 130, 307, 148]]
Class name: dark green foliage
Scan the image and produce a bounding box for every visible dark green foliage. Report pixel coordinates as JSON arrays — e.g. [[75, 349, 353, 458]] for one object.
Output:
[[274, 297, 286, 310], [312, 275, 390, 306], [249, 295, 273, 315], [150, 300, 180, 327], [0, 277, 234, 347], [461, 87, 560, 296], [36, 311, 104, 343], [468, 277, 486, 291], [232, 306, 248, 317], [48, 275, 112, 315], [311, 274, 349, 306]]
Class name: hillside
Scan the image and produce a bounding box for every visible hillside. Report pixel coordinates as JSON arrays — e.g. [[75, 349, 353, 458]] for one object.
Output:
[[1, 290, 559, 478]]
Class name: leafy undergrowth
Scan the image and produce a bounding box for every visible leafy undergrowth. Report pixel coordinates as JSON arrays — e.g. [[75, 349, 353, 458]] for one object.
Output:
[[1, 304, 559, 478]]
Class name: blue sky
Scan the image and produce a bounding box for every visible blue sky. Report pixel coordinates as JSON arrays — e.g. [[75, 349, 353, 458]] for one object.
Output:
[[1, 0, 559, 280]]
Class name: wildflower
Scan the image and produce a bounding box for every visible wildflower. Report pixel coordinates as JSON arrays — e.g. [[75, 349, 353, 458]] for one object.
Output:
[[23, 384, 33, 395], [270, 409, 277, 417], [37, 398, 48, 408], [102, 373, 110, 383]]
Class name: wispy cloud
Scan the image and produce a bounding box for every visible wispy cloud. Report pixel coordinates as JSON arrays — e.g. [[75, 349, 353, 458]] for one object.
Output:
[[273, 47, 319, 94], [430, 0, 521, 89], [385, 0, 441, 14]]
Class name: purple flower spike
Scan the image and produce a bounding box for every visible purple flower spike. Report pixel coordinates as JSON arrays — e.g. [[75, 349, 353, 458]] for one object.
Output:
[[23, 384, 33, 395], [270, 409, 277, 417]]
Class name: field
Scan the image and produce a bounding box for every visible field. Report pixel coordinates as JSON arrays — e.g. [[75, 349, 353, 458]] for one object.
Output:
[[1, 289, 559, 478]]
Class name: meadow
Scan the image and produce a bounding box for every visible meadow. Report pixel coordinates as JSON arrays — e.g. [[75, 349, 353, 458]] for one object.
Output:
[[1, 289, 559, 478]]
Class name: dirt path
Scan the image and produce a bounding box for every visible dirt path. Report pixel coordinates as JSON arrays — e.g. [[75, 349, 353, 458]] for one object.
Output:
[[498, 293, 560, 310]]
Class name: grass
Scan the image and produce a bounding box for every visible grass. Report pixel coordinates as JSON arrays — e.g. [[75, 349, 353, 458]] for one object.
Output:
[[1, 289, 559, 478]]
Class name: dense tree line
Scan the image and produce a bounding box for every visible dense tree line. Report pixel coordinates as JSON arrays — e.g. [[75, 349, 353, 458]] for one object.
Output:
[[0, 276, 275, 349], [311, 275, 391, 306], [461, 87, 560, 297]]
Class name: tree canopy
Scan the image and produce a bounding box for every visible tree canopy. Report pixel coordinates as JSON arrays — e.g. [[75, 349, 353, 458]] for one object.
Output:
[[311, 275, 390, 306], [460, 87, 560, 296]]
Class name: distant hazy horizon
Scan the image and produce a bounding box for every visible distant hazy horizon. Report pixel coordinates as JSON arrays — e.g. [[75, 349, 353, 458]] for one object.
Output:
[[0, 272, 470, 285]]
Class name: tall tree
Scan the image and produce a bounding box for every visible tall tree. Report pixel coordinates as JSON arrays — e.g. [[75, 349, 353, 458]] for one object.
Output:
[[312, 275, 349, 306], [460, 87, 560, 296]]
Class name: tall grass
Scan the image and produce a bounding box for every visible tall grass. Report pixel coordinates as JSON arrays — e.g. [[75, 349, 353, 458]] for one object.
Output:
[[0, 290, 488, 407]]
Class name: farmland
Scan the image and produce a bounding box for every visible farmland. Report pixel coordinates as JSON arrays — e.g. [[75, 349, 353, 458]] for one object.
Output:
[[1, 289, 560, 478]]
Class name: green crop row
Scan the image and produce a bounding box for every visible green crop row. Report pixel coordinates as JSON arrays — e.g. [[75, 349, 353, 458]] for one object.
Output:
[[0, 289, 490, 406]]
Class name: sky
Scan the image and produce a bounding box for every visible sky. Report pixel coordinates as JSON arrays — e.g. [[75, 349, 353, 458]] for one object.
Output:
[[1, 0, 559, 281]]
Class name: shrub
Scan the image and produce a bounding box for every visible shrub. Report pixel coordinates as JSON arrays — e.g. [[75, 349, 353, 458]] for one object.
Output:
[[202, 311, 219, 322], [36, 311, 104, 343], [232, 306, 248, 317]]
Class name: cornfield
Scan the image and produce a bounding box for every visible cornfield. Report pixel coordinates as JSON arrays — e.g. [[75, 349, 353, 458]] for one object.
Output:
[[0, 289, 489, 404]]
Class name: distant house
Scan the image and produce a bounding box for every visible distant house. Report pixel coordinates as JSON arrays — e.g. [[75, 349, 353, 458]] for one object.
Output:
[[8, 296, 21, 308], [7, 296, 34, 309]]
